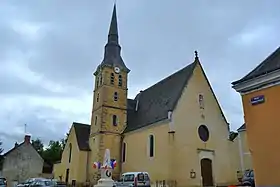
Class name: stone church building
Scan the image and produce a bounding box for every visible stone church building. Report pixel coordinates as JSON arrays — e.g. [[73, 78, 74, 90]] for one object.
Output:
[[53, 4, 241, 187]]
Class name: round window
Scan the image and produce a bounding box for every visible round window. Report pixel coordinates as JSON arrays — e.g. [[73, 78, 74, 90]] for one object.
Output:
[[198, 125, 209, 142]]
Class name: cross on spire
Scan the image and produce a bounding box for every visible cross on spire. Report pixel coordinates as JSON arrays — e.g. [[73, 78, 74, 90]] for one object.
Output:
[[24, 124, 27, 134]]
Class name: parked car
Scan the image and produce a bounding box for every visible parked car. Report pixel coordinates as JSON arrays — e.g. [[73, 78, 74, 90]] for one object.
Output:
[[114, 172, 151, 187], [17, 178, 47, 187], [29, 179, 57, 187], [0, 177, 7, 187], [241, 169, 255, 187]]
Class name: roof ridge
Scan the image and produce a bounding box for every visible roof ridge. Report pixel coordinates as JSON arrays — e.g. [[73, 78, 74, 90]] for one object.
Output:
[[136, 61, 197, 97], [232, 46, 280, 84], [73, 122, 90, 126]]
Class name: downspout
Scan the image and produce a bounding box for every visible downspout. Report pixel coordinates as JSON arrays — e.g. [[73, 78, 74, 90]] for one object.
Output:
[[85, 147, 90, 182], [119, 135, 124, 178], [238, 134, 245, 173]]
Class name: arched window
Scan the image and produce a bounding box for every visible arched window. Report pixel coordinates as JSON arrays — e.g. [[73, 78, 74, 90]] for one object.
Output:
[[94, 116, 97, 125], [69, 143, 72, 163], [114, 92, 118, 101], [97, 93, 99, 102], [118, 75, 123, 87], [149, 135, 154, 157], [110, 73, 115, 85], [122, 142, 126, 162], [113, 115, 117, 126]]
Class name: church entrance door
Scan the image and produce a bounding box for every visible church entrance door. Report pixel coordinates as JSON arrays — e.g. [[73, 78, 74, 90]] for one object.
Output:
[[200, 158, 214, 187]]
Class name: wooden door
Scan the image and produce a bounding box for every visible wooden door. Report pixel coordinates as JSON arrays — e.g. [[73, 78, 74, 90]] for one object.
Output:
[[200, 158, 214, 187]]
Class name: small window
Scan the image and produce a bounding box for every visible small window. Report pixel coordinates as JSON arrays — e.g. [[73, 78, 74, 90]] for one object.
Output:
[[69, 143, 72, 163], [110, 73, 115, 85], [114, 92, 118, 101], [97, 93, 99, 102], [96, 77, 99, 87], [198, 94, 204, 109], [122, 142, 126, 162], [100, 75, 103, 85], [95, 116, 97, 125], [149, 135, 154, 157], [113, 115, 117, 126], [118, 75, 123, 87]]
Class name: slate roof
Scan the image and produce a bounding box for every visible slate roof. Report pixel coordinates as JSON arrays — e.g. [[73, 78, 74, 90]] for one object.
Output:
[[237, 123, 246, 132], [73, 122, 91, 151], [98, 4, 130, 73], [125, 61, 197, 132], [232, 46, 280, 85]]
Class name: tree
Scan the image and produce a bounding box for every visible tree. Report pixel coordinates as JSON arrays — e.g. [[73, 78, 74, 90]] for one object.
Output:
[[0, 141, 4, 170], [0, 141, 3, 155], [31, 138, 44, 156], [61, 133, 69, 150], [43, 140, 63, 164]]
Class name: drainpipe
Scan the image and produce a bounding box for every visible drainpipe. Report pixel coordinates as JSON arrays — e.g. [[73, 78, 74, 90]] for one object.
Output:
[[119, 135, 124, 178], [86, 148, 90, 182], [238, 134, 245, 173]]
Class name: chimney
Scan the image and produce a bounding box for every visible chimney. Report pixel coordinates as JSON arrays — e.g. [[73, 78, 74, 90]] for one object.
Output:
[[24, 135, 31, 144]]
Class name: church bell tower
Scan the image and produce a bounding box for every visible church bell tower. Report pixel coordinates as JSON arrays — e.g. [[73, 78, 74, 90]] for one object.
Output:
[[89, 4, 130, 182]]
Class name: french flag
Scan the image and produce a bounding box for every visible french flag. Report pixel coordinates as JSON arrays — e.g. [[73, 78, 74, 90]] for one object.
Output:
[[111, 160, 117, 169], [93, 162, 101, 169]]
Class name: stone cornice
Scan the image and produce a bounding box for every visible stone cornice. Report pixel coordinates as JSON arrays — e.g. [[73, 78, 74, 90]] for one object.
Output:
[[232, 69, 280, 94]]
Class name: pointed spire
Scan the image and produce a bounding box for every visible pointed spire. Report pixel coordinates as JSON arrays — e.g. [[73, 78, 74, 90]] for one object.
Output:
[[96, 3, 130, 74], [108, 3, 119, 44]]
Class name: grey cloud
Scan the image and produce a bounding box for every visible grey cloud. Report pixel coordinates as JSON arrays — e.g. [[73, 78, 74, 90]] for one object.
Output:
[[1, 0, 280, 150], [0, 104, 87, 152]]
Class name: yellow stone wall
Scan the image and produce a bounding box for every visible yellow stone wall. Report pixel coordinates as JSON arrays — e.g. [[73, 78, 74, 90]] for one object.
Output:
[[122, 62, 240, 187], [52, 126, 88, 184]]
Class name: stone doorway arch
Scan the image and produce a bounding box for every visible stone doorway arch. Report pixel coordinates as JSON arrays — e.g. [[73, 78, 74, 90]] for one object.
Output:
[[200, 158, 214, 187]]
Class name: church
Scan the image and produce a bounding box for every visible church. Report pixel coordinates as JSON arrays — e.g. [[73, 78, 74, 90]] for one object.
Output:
[[53, 4, 241, 187]]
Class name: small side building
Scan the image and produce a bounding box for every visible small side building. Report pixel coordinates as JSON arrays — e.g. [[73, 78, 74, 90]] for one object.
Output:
[[236, 124, 252, 173], [2, 135, 51, 185]]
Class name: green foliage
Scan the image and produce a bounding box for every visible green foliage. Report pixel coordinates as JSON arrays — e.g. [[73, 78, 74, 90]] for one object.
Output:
[[0, 141, 3, 155], [61, 133, 69, 150], [31, 137, 66, 164], [42, 140, 63, 163], [31, 138, 44, 155], [0, 141, 4, 170]]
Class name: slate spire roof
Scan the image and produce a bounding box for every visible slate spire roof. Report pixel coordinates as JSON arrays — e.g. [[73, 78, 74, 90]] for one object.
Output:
[[99, 4, 130, 73], [232, 46, 280, 85]]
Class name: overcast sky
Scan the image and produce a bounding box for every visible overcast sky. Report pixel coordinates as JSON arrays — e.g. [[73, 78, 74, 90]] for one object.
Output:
[[0, 0, 279, 152]]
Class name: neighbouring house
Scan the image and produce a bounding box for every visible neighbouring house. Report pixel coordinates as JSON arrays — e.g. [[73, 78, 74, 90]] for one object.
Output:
[[232, 46, 280, 186], [236, 124, 252, 173], [2, 135, 53, 185], [53, 4, 241, 187], [228, 124, 253, 181]]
